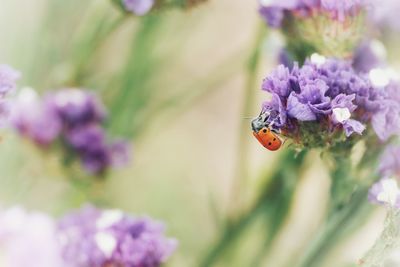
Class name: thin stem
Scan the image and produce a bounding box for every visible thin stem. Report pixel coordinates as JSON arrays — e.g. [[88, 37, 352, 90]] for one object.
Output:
[[295, 186, 371, 267], [360, 209, 400, 267], [228, 23, 266, 217], [200, 150, 308, 267]]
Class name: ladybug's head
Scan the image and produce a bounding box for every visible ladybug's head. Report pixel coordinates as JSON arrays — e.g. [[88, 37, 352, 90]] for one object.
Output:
[[251, 109, 273, 132]]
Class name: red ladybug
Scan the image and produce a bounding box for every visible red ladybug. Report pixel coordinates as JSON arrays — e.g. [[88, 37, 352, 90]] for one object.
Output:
[[253, 127, 283, 151]]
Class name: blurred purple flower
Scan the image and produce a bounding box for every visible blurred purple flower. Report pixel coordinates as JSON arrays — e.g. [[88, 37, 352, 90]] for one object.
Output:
[[123, 0, 155, 15], [353, 41, 387, 73], [48, 89, 106, 129], [58, 205, 177, 267], [67, 125, 131, 174], [11, 88, 130, 175], [0, 207, 64, 267], [11, 88, 62, 145]]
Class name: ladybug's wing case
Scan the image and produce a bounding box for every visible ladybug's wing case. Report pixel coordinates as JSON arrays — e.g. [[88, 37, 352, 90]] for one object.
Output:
[[253, 128, 282, 151]]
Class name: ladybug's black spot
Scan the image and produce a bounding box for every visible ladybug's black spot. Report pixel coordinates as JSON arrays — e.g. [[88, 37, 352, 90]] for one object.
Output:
[[273, 138, 276, 141], [268, 142, 272, 146], [263, 129, 267, 133]]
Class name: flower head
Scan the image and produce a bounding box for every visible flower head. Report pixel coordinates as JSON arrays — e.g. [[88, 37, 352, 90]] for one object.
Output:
[[11, 88, 130, 175], [58, 205, 177, 267], [259, 0, 368, 57], [253, 57, 400, 150]]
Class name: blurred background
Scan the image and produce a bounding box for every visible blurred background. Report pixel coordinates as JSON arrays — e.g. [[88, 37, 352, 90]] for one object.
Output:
[[0, 0, 395, 266]]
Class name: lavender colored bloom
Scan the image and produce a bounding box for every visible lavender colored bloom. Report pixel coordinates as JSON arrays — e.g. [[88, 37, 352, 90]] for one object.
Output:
[[58, 205, 177, 267], [368, 178, 400, 208], [0, 207, 65, 267], [12, 88, 130, 175], [11, 88, 62, 145], [48, 89, 106, 129], [262, 65, 292, 98], [255, 56, 400, 147], [123, 0, 155, 16], [66, 125, 110, 174]]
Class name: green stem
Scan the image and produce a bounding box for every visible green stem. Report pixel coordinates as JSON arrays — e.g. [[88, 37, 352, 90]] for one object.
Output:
[[295, 186, 371, 267], [200, 150, 308, 267], [228, 23, 266, 217], [71, 13, 128, 84]]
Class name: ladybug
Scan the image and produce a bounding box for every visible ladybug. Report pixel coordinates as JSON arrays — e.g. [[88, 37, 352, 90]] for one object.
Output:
[[253, 127, 283, 151], [251, 110, 284, 151]]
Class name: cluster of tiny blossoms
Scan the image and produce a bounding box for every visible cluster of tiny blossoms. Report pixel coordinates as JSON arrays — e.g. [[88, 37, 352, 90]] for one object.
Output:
[[257, 56, 400, 149], [58, 205, 177, 267], [0, 206, 177, 267], [11, 88, 129, 175], [0, 65, 20, 125]]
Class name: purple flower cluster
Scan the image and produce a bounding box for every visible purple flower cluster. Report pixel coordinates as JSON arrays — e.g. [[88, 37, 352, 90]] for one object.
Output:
[[259, 0, 367, 28], [57, 205, 177, 267], [369, 146, 400, 208], [123, 0, 154, 15], [11, 88, 129, 175], [0, 206, 177, 267], [259, 57, 400, 146], [0, 64, 20, 126]]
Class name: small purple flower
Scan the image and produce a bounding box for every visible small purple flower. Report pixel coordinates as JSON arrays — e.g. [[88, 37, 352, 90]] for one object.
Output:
[[58, 205, 177, 267], [48, 89, 106, 129], [123, 0, 155, 16], [12, 88, 130, 175], [11, 88, 62, 145], [262, 65, 292, 98]]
